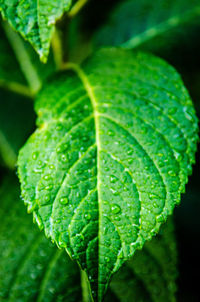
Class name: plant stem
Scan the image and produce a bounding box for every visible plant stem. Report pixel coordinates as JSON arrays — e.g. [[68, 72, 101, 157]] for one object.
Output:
[[81, 270, 93, 302], [52, 28, 64, 70], [0, 80, 33, 99], [3, 22, 42, 94], [68, 0, 89, 18]]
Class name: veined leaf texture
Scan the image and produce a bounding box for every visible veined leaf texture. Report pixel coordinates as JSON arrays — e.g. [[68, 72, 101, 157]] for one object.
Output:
[[0, 0, 72, 61], [18, 48, 198, 301]]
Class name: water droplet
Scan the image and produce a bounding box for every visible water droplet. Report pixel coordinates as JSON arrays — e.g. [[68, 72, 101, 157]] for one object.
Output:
[[30, 272, 37, 279], [168, 107, 177, 115], [111, 204, 121, 214], [174, 152, 182, 162], [43, 174, 50, 181], [49, 164, 55, 170], [61, 154, 67, 162], [110, 175, 117, 183], [114, 216, 121, 221], [44, 195, 50, 202], [149, 193, 157, 200], [56, 146, 62, 153], [56, 124, 63, 131], [45, 184, 53, 191], [85, 213, 91, 220], [108, 130, 115, 136], [105, 256, 110, 263], [32, 152, 38, 160], [128, 158, 133, 164], [59, 197, 68, 205], [168, 170, 176, 177]]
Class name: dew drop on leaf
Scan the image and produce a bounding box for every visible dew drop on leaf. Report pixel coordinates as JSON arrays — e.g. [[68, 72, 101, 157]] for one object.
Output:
[[111, 204, 121, 214], [60, 197, 69, 205]]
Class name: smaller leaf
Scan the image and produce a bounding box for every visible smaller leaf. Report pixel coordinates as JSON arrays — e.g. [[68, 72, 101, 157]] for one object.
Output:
[[0, 0, 73, 62], [0, 173, 82, 302]]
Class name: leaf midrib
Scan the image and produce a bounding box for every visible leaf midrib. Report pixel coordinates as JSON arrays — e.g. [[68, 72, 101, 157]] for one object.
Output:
[[65, 62, 101, 300]]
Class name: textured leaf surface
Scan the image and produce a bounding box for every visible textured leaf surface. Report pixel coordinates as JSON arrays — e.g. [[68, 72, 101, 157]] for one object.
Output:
[[0, 173, 81, 301], [0, 0, 72, 61], [18, 48, 198, 301], [107, 218, 177, 302], [0, 89, 35, 169], [95, 0, 200, 50]]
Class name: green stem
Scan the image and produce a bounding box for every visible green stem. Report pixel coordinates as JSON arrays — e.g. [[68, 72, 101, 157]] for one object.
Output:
[[52, 28, 64, 70], [3, 22, 42, 94], [0, 129, 17, 170], [81, 270, 93, 302], [0, 79, 33, 99], [68, 0, 89, 18]]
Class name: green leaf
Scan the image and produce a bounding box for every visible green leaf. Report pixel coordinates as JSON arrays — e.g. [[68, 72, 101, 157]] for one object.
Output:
[[0, 173, 82, 301], [107, 218, 177, 302], [94, 0, 200, 51], [0, 0, 72, 62], [0, 89, 35, 169], [18, 48, 198, 301]]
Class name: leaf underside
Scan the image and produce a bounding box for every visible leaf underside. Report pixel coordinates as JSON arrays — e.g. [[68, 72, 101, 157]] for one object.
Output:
[[18, 48, 198, 301], [0, 0, 72, 62]]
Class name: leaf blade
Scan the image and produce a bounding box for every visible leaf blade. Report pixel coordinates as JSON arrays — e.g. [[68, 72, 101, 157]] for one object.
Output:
[[18, 48, 199, 301], [0, 0, 72, 61]]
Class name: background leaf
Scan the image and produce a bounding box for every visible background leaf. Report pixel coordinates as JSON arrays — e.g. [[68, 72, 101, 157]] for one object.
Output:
[[18, 48, 198, 301], [0, 173, 82, 302], [0, 0, 73, 62], [94, 0, 200, 53]]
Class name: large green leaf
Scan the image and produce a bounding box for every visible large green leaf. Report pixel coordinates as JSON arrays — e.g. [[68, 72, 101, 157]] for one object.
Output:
[[0, 89, 35, 169], [0, 0, 72, 62], [95, 0, 200, 51], [18, 48, 198, 301], [0, 173, 82, 301]]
